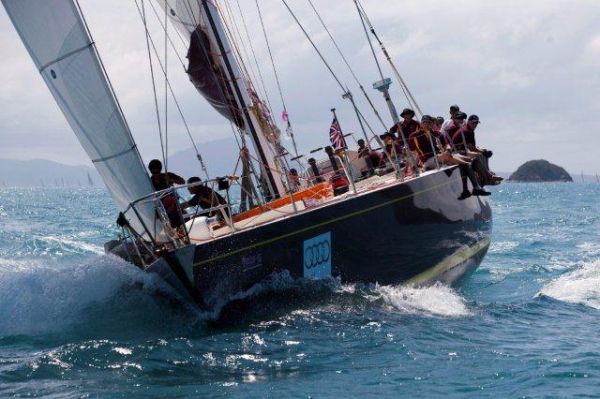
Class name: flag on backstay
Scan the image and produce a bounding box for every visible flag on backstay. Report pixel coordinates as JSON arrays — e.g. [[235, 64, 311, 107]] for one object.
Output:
[[329, 117, 347, 150]]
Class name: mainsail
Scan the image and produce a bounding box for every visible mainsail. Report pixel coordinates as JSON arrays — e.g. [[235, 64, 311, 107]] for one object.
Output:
[[156, 0, 285, 198], [2, 0, 156, 233]]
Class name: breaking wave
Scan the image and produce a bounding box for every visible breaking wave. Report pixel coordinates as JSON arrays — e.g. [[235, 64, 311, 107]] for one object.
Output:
[[0, 255, 190, 337], [537, 260, 600, 309]]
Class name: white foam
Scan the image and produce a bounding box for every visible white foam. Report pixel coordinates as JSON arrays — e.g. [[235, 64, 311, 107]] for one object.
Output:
[[39, 235, 104, 254], [489, 240, 519, 253], [374, 283, 472, 317], [538, 260, 600, 309]]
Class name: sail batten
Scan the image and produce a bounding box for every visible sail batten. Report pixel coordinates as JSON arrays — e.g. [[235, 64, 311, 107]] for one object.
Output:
[[39, 42, 94, 73], [2, 0, 157, 233]]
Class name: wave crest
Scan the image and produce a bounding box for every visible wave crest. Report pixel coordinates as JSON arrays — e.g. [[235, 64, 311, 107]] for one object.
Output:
[[374, 283, 472, 317], [537, 260, 600, 309]]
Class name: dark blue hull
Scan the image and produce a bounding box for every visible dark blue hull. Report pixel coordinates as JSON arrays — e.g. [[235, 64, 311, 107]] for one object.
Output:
[[189, 167, 492, 307]]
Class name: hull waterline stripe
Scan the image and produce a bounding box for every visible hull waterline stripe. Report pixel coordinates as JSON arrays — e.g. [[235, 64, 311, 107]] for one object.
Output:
[[194, 171, 482, 267], [403, 237, 491, 286], [39, 43, 94, 73]]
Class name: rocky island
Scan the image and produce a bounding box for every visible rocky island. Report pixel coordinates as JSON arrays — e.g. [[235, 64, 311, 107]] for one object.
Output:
[[508, 160, 572, 182]]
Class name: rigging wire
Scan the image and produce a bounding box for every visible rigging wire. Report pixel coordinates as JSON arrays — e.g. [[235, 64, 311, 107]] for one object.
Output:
[[306, 0, 388, 131], [179, 0, 247, 150], [355, 0, 423, 117], [232, 0, 276, 119], [147, 0, 187, 69], [140, 0, 166, 169], [164, 2, 169, 172], [221, 0, 257, 89], [134, 0, 209, 179], [182, 0, 269, 199], [280, 0, 381, 144], [352, 0, 409, 116], [280, 0, 347, 94], [221, 1, 262, 98], [255, 0, 299, 157]]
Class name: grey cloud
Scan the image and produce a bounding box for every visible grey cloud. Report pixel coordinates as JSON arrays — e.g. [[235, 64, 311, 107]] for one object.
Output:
[[0, 0, 599, 174]]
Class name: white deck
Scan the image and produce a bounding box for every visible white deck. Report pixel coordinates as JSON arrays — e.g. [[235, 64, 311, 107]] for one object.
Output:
[[185, 167, 449, 245]]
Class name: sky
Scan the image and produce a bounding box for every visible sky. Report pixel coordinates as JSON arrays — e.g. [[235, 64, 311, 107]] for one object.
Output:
[[1, 0, 599, 174]]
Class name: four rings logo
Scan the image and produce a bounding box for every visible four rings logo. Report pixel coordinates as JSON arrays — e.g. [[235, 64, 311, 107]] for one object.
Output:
[[304, 241, 330, 269], [303, 232, 332, 279]]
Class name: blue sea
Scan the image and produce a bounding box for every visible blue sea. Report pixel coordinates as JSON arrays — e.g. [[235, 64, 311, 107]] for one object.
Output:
[[0, 183, 599, 398]]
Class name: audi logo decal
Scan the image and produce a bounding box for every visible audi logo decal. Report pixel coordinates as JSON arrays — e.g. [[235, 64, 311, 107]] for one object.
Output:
[[304, 241, 331, 269], [303, 232, 332, 279]]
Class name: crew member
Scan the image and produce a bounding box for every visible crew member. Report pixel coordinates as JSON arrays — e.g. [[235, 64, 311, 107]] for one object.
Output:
[[390, 108, 420, 144], [441, 111, 466, 151], [148, 159, 185, 190], [182, 176, 229, 219], [441, 104, 460, 132], [148, 159, 186, 227], [410, 115, 490, 198], [433, 116, 444, 133], [452, 115, 502, 185], [287, 168, 301, 193], [357, 138, 380, 174], [380, 131, 403, 168]]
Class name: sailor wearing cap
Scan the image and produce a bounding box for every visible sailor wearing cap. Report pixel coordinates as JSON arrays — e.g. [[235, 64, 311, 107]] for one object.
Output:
[[408, 115, 446, 170], [390, 108, 420, 143], [452, 115, 502, 185]]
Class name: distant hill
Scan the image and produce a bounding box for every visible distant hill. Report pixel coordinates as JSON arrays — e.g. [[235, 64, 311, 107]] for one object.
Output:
[[508, 160, 572, 182], [0, 158, 100, 187], [0, 138, 244, 188]]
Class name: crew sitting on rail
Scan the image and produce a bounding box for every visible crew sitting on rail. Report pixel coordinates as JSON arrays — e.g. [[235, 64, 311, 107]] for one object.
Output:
[[390, 108, 420, 144], [433, 116, 444, 134], [452, 115, 502, 185], [148, 159, 186, 228], [181, 176, 229, 219], [441, 104, 461, 132], [441, 111, 466, 151], [409, 115, 490, 199]]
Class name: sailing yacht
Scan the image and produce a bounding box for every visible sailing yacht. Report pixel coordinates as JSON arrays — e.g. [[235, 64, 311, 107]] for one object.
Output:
[[3, 0, 492, 310]]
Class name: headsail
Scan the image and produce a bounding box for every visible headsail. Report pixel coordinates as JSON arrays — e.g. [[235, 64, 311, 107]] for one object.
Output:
[[156, 0, 286, 198], [2, 0, 157, 233]]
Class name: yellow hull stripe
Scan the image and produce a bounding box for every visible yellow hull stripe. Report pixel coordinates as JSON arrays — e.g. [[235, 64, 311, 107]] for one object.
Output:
[[403, 236, 491, 286]]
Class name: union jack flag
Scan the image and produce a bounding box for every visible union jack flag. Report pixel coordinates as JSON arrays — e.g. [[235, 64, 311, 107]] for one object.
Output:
[[329, 117, 347, 150]]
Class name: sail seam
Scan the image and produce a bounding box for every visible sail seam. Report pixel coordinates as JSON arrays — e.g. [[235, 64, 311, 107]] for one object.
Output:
[[91, 145, 137, 163], [38, 42, 94, 73]]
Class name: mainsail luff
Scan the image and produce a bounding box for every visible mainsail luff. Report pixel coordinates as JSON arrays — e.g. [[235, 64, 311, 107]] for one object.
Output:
[[2, 0, 157, 233], [156, 0, 285, 198]]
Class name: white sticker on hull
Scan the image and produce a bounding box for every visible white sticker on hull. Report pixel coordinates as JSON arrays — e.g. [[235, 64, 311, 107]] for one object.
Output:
[[303, 232, 331, 279]]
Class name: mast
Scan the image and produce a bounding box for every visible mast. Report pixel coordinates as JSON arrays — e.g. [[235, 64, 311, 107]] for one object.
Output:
[[156, 0, 285, 199], [2, 0, 157, 233]]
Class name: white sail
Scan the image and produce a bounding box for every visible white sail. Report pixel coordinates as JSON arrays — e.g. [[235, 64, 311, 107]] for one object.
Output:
[[2, 0, 157, 233], [156, 0, 286, 198]]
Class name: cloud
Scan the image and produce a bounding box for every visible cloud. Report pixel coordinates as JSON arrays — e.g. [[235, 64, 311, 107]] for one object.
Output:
[[581, 34, 600, 66], [0, 0, 599, 174]]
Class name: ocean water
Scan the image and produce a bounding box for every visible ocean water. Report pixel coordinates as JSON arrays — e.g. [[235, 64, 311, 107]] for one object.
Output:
[[0, 183, 599, 398]]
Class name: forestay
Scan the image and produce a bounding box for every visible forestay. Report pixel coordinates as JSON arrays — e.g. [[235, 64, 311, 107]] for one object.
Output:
[[2, 0, 157, 233]]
